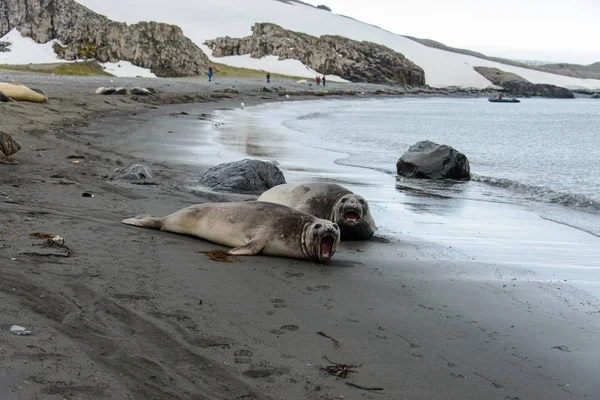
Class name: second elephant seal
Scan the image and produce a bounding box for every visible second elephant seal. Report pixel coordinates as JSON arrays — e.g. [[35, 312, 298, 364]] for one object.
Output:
[[122, 201, 340, 262], [258, 183, 377, 240]]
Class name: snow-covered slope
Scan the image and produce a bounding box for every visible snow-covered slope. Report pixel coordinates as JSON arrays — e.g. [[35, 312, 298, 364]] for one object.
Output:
[[73, 0, 600, 89], [7, 0, 600, 89]]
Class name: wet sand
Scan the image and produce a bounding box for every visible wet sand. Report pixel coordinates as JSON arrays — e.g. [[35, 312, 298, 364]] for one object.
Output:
[[1, 71, 599, 400]]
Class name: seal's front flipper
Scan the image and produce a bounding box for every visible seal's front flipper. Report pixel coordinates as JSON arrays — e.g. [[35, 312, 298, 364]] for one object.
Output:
[[121, 215, 162, 229], [228, 238, 266, 256], [0, 152, 18, 164]]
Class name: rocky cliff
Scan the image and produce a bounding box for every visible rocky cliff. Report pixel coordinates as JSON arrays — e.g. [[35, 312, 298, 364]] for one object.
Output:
[[474, 66, 574, 98], [0, 0, 209, 77], [205, 23, 425, 85], [0, 39, 10, 52]]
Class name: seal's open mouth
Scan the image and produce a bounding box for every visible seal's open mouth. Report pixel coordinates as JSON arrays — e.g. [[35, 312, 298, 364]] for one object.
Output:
[[321, 235, 335, 259], [344, 211, 360, 222]]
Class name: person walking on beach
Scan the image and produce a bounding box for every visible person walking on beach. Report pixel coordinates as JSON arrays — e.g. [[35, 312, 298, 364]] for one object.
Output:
[[322, 75, 326, 87], [266, 72, 271, 84], [208, 66, 214, 82], [316, 76, 321, 86]]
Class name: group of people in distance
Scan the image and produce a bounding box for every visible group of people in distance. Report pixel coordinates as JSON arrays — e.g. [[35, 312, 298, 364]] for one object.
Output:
[[207, 67, 327, 87]]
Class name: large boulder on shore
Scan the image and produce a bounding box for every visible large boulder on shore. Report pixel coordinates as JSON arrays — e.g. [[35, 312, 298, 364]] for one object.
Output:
[[396, 141, 470, 180], [199, 159, 286, 193]]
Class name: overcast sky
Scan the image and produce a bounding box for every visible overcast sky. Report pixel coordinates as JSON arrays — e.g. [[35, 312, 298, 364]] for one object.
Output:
[[303, 0, 599, 64]]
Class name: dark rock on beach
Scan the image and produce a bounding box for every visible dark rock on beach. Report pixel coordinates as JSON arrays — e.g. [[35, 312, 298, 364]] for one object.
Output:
[[206, 23, 425, 85], [0, 0, 209, 77], [397, 141, 470, 180], [199, 159, 286, 193], [119, 164, 154, 184]]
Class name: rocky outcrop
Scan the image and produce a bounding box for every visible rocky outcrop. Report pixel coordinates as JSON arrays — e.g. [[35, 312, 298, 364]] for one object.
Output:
[[206, 23, 425, 85], [0, 0, 209, 77], [199, 159, 286, 193], [317, 5, 332, 11], [501, 80, 574, 99], [473, 66, 528, 85], [474, 66, 574, 98], [0, 40, 10, 52], [397, 141, 470, 180]]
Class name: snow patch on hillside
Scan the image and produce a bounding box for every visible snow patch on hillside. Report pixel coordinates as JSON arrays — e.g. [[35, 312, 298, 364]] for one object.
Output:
[[100, 61, 157, 78], [0, 28, 67, 65], [1, 28, 156, 78], [202, 46, 348, 82]]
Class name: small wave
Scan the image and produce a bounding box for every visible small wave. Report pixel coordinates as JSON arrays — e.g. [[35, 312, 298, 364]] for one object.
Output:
[[296, 111, 329, 120], [472, 175, 600, 212]]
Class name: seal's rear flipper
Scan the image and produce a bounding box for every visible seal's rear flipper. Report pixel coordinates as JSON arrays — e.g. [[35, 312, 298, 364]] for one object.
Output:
[[228, 238, 266, 256], [0, 153, 18, 164], [31, 88, 48, 99], [121, 215, 162, 229]]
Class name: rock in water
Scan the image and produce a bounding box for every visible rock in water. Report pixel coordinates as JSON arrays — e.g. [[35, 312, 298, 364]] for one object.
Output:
[[119, 164, 154, 183], [397, 141, 470, 180], [199, 159, 286, 193]]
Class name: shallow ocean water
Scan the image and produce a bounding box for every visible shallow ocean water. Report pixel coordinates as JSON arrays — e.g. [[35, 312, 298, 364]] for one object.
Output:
[[183, 97, 600, 282]]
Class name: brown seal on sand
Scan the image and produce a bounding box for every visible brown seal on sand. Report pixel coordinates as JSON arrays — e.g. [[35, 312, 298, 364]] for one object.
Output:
[[122, 201, 340, 262], [258, 183, 377, 240], [0, 131, 22, 164]]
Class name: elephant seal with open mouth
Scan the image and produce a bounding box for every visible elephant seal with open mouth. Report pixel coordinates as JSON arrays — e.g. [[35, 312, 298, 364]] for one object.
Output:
[[122, 201, 340, 262], [258, 183, 377, 240]]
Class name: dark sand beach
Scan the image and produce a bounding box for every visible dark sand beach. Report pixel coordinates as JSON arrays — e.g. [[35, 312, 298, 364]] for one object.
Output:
[[1, 72, 599, 400]]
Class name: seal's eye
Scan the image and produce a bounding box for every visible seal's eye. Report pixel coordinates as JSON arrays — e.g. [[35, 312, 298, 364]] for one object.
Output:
[[333, 224, 339, 230], [314, 224, 322, 230], [341, 198, 347, 203], [359, 199, 365, 205]]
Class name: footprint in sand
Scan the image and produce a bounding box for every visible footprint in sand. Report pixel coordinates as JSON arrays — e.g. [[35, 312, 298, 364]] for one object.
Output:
[[270, 325, 299, 335], [234, 349, 254, 364], [271, 299, 287, 308], [284, 272, 305, 278], [306, 285, 330, 292], [280, 325, 299, 331]]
